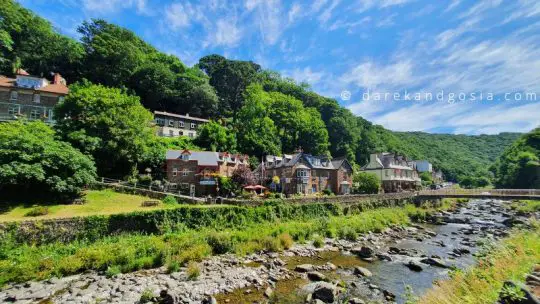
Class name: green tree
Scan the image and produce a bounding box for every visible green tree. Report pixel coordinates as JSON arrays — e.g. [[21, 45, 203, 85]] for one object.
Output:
[[54, 81, 155, 178], [493, 128, 540, 189], [198, 54, 261, 117], [194, 120, 237, 152], [420, 172, 433, 182], [0, 121, 96, 201], [353, 172, 380, 194]]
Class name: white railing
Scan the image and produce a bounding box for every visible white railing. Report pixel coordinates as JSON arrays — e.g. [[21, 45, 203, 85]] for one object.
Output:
[[418, 188, 540, 197]]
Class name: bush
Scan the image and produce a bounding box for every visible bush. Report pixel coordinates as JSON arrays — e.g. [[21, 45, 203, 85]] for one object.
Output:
[[338, 226, 357, 241], [353, 172, 380, 194], [206, 232, 234, 254], [278, 233, 294, 250], [139, 288, 154, 303], [312, 235, 324, 248], [24, 207, 49, 217], [167, 260, 180, 273], [187, 261, 200, 280], [105, 265, 121, 278], [322, 189, 333, 196], [162, 195, 177, 205], [0, 121, 96, 202]]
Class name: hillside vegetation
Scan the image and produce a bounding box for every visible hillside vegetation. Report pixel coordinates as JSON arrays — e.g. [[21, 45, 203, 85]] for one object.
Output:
[[0, 0, 523, 183]]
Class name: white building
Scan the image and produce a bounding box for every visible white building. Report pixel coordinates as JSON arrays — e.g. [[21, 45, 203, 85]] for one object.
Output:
[[154, 111, 209, 138], [360, 153, 421, 192], [415, 160, 433, 173]]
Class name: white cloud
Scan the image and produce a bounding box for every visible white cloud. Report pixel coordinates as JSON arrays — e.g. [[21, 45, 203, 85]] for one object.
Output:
[[352, 0, 415, 13], [283, 67, 325, 85], [165, 3, 191, 30], [288, 3, 303, 24], [245, 0, 286, 45], [329, 17, 371, 32], [205, 18, 243, 47], [82, 0, 148, 14], [340, 60, 417, 90], [318, 0, 341, 25]]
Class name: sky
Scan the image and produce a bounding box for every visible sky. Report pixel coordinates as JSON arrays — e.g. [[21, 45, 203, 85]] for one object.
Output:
[[19, 0, 540, 135]]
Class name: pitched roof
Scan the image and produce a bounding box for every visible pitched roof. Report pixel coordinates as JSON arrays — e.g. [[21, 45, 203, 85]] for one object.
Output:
[[166, 150, 219, 166], [264, 153, 337, 170], [0, 75, 68, 95], [154, 111, 209, 123]]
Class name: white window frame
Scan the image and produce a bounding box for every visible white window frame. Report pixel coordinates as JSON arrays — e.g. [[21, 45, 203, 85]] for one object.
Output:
[[181, 154, 190, 161], [33, 94, 40, 104], [297, 169, 309, 177], [182, 169, 189, 177], [179, 121, 185, 128], [168, 120, 174, 127], [30, 109, 40, 120], [10, 91, 18, 101], [172, 168, 178, 176], [188, 132, 194, 138], [190, 123, 196, 129], [8, 106, 18, 116]]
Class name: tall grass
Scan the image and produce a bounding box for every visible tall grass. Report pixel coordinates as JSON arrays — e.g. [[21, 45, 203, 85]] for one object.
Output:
[[418, 223, 540, 304], [0, 204, 440, 286]]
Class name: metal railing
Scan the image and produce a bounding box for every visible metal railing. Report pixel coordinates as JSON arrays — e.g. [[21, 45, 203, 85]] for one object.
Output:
[[418, 188, 540, 197], [96, 177, 205, 202]]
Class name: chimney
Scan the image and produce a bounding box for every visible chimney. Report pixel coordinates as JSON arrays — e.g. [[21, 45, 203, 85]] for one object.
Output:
[[53, 73, 62, 84]]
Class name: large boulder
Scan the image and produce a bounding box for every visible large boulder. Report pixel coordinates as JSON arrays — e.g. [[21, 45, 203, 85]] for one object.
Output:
[[295, 264, 314, 273], [308, 271, 327, 282], [312, 282, 338, 303], [420, 257, 449, 268], [351, 246, 375, 258], [405, 260, 423, 272], [354, 267, 373, 277]]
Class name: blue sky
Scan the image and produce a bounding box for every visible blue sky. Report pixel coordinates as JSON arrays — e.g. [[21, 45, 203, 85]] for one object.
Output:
[[19, 0, 540, 135]]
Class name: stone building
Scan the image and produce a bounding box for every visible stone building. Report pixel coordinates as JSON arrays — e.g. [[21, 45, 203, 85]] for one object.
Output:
[[165, 150, 249, 196], [360, 153, 421, 192], [256, 153, 353, 195], [0, 69, 68, 124]]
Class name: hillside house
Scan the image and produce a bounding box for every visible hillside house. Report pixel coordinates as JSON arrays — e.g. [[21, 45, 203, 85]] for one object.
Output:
[[255, 153, 353, 195], [166, 150, 249, 196], [0, 69, 68, 124], [154, 111, 209, 138], [361, 153, 421, 192]]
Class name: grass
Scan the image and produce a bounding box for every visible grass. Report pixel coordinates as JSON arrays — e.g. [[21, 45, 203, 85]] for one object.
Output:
[[509, 200, 540, 214], [0, 204, 438, 286], [418, 223, 540, 304], [0, 189, 183, 222]]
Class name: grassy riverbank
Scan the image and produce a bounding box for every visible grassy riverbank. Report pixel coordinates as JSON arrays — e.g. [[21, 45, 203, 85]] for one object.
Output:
[[418, 223, 540, 304], [0, 202, 451, 286]]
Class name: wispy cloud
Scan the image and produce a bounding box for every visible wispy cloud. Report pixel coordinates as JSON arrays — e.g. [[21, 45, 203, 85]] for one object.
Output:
[[283, 67, 325, 85], [82, 0, 149, 14]]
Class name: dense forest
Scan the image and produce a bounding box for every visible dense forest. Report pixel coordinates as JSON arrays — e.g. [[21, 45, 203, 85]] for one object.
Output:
[[492, 128, 540, 188], [0, 0, 529, 184]]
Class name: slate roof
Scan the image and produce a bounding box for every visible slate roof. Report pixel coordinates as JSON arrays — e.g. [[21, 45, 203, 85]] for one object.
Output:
[[166, 150, 219, 166], [0, 74, 69, 95], [264, 153, 336, 170]]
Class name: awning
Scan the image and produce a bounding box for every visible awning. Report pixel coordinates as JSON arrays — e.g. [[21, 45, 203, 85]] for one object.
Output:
[[340, 181, 350, 185]]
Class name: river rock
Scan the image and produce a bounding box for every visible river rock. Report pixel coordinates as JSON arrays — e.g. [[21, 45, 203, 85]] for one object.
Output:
[[160, 289, 182, 304], [354, 267, 372, 277], [405, 260, 423, 272], [295, 264, 314, 273], [308, 271, 326, 282], [312, 282, 337, 303], [420, 257, 449, 268], [264, 287, 273, 298], [349, 298, 365, 304], [351, 246, 375, 258]]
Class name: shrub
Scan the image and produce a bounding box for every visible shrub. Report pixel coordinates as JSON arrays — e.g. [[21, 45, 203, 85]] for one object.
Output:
[[206, 232, 234, 254], [176, 244, 211, 264], [162, 195, 177, 205], [166, 260, 180, 273], [260, 236, 282, 252], [139, 288, 154, 303], [24, 207, 49, 217], [312, 235, 324, 248], [186, 261, 200, 280], [278, 233, 294, 250], [322, 189, 333, 196], [338, 226, 357, 241], [105, 265, 121, 278]]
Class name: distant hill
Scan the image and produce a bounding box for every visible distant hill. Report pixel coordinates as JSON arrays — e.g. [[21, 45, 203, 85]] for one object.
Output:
[[388, 131, 522, 182]]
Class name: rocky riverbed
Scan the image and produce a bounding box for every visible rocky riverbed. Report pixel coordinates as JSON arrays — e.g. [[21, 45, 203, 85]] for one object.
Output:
[[0, 199, 536, 304]]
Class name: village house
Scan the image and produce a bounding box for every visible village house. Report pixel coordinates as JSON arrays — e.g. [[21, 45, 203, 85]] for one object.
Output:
[[154, 111, 209, 138], [0, 69, 68, 124], [256, 153, 354, 195], [166, 150, 249, 196], [360, 153, 421, 192], [415, 159, 445, 184]]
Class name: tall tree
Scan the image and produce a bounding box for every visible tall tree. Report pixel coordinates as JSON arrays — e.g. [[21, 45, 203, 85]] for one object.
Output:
[[54, 81, 155, 178], [198, 54, 261, 117], [194, 120, 237, 152]]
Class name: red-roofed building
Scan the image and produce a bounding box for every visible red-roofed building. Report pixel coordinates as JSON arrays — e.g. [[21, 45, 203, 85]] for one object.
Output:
[[0, 70, 69, 124]]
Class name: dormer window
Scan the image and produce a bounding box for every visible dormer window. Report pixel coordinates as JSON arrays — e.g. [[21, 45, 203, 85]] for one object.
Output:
[[181, 154, 190, 161], [312, 158, 321, 166], [179, 121, 185, 128], [191, 123, 196, 129], [297, 169, 309, 177], [182, 169, 189, 176], [10, 91, 17, 101], [33, 94, 40, 103], [169, 120, 174, 127]]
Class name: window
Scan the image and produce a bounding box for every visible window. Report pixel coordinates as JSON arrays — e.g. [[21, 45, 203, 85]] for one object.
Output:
[[168, 120, 174, 127], [188, 132, 194, 138], [181, 154, 190, 161], [190, 123, 196, 129], [10, 91, 18, 101], [182, 169, 189, 176], [312, 158, 321, 166], [172, 168, 178, 176], [297, 169, 309, 177], [179, 121, 184, 127], [181, 183, 189, 189], [8, 107, 18, 116], [156, 118, 166, 126], [179, 131, 183, 136], [30, 109, 40, 120], [33, 94, 40, 103]]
